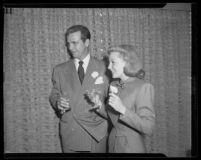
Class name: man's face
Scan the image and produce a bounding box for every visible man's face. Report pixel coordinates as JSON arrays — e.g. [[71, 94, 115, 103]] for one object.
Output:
[[67, 31, 89, 60]]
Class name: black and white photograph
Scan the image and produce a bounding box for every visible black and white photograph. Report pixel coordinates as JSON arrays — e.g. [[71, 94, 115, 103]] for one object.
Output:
[[3, 3, 195, 158]]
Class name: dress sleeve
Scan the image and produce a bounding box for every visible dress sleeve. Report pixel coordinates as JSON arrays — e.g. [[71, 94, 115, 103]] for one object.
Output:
[[49, 67, 61, 109], [119, 83, 155, 136]]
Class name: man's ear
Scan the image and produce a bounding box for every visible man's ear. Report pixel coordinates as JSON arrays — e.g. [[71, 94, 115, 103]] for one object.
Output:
[[85, 39, 90, 47]]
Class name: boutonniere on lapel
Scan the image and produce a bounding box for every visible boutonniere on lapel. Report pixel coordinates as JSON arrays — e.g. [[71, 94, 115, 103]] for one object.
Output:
[[91, 71, 104, 85]]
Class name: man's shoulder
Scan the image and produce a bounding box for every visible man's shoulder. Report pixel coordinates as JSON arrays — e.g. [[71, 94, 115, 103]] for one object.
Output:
[[54, 59, 73, 70], [90, 56, 106, 68]]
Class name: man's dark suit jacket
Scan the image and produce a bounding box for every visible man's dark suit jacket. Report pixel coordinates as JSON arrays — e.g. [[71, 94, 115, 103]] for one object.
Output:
[[49, 56, 109, 151]]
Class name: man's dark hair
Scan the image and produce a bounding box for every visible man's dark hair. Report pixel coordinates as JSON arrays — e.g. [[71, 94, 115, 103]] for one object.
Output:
[[66, 25, 91, 42]]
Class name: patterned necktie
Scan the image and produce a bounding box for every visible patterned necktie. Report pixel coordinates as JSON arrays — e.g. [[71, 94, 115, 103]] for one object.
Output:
[[78, 60, 85, 84]]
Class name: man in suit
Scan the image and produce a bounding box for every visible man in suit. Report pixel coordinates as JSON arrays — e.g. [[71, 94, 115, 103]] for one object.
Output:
[[49, 25, 109, 153]]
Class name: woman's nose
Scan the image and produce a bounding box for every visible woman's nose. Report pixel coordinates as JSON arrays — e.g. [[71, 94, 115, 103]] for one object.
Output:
[[108, 63, 112, 70]]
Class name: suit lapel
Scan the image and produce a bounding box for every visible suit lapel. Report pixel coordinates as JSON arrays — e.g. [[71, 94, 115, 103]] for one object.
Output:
[[65, 58, 99, 109], [66, 60, 82, 92], [82, 58, 96, 87]]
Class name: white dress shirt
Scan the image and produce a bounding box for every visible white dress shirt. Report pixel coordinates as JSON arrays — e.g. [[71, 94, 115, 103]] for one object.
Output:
[[74, 54, 90, 74]]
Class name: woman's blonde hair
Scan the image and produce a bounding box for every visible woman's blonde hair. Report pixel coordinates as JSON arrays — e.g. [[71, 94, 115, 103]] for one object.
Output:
[[108, 44, 145, 78]]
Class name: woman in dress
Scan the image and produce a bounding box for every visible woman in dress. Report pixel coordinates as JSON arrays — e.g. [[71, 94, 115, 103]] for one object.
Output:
[[107, 44, 155, 153]]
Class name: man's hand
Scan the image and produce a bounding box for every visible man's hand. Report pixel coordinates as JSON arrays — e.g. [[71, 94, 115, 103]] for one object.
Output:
[[57, 97, 70, 114]]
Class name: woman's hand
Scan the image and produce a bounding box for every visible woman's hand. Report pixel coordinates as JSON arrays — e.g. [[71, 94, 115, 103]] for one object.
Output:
[[108, 92, 126, 115]]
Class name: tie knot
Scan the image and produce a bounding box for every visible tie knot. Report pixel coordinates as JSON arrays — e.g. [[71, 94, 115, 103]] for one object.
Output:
[[79, 60, 84, 66]]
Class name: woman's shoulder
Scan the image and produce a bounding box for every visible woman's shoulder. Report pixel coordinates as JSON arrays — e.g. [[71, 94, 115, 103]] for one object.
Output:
[[134, 79, 154, 95], [134, 78, 153, 86], [126, 79, 154, 94]]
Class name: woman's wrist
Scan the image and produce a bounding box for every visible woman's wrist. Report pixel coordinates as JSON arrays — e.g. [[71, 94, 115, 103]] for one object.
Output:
[[120, 105, 126, 115], [96, 101, 102, 110]]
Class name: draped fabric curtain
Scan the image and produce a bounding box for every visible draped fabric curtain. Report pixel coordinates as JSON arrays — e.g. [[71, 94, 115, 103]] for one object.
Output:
[[3, 8, 191, 156]]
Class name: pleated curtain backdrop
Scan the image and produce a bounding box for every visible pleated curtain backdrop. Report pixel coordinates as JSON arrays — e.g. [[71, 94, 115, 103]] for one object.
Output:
[[3, 8, 191, 156]]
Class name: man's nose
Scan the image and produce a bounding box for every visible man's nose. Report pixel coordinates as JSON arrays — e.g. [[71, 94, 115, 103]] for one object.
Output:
[[69, 44, 74, 50]]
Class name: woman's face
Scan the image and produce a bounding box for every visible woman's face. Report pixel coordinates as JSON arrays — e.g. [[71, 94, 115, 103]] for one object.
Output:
[[108, 51, 126, 79]]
